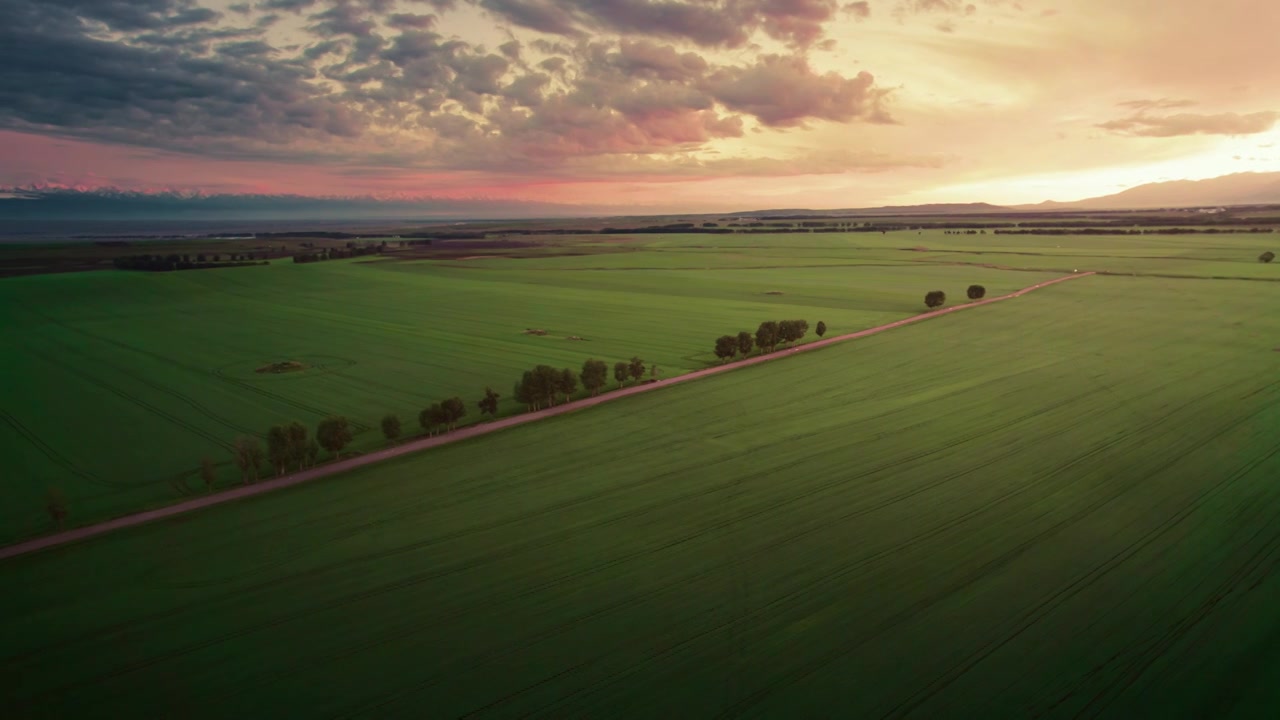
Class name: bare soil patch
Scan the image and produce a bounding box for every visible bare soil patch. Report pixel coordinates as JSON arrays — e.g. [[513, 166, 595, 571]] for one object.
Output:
[[523, 328, 549, 336], [764, 291, 785, 295], [255, 360, 306, 374]]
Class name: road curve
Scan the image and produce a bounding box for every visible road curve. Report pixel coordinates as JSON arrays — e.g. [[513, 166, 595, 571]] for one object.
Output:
[[0, 271, 1095, 561]]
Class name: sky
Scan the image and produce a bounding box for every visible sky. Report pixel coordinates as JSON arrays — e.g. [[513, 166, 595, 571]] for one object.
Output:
[[2, 0, 1279, 214]]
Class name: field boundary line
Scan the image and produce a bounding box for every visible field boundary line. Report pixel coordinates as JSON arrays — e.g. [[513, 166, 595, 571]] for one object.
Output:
[[0, 272, 1094, 562]]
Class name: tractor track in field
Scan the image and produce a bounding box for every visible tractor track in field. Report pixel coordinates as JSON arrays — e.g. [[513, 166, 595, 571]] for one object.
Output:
[[0, 272, 1094, 562]]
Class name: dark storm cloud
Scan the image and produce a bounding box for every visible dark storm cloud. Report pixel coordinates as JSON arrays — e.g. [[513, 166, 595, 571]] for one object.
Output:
[[259, 0, 321, 11], [0, 0, 360, 151], [9, 0, 222, 31], [0, 0, 893, 171], [386, 11, 437, 27]]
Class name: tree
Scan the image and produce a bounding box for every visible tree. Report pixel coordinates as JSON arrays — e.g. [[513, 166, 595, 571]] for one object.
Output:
[[515, 374, 536, 411], [777, 320, 795, 347], [317, 415, 353, 459], [714, 335, 738, 362], [1261, 251, 1276, 263], [924, 290, 946, 309], [441, 397, 467, 430], [478, 387, 501, 417], [286, 421, 308, 471], [580, 359, 608, 396], [737, 331, 754, 358], [755, 321, 779, 353], [381, 414, 402, 442], [232, 435, 263, 484], [305, 439, 320, 468], [816, 321, 827, 338], [200, 457, 216, 492], [46, 488, 68, 530], [267, 425, 290, 475], [780, 319, 808, 345], [557, 368, 578, 402], [628, 356, 646, 384], [614, 361, 629, 388], [966, 284, 987, 300], [420, 403, 443, 435], [530, 365, 560, 407]]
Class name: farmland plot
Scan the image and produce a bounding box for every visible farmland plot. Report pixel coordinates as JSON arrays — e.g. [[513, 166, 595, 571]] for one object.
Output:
[[0, 248, 1053, 541], [3, 275, 1279, 717]]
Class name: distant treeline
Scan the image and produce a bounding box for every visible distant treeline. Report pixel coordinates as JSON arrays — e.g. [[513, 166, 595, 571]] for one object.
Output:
[[112, 253, 268, 271], [993, 227, 1275, 236], [293, 243, 383, 263]]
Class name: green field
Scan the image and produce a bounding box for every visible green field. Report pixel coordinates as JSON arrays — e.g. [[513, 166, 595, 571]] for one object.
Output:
[[3, 272, 1279, 717], [0, 233, 1076, 542], [2, 229, 1274, 542]]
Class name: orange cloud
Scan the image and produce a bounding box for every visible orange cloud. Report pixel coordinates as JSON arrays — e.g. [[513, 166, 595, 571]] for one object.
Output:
[[1098, 111, 1279, 138]]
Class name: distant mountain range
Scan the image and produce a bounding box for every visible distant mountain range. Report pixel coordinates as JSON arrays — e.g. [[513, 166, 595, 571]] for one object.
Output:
[[7, 173, 1280, 226], [740, 174, 1280, 216], [1014, 172, 1280, 211], [729, 202, 1011, 217]]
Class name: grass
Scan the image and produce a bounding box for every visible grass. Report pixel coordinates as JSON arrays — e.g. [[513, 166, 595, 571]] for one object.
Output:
[[0, 244, 1055, 542], [3, 274, 1279, 717], [0, 228, 1273, 543]]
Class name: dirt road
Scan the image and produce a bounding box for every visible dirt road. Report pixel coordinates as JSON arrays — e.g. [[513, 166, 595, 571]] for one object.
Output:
[[0, 272, 1094, 561]]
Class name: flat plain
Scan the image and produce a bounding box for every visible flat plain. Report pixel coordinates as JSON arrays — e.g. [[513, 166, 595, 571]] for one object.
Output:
[[0, 230, 1080, 541], [2, 269, 1279, 717]]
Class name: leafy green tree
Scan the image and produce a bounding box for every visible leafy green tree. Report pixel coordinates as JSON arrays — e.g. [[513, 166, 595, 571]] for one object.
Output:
[[531, 365, 560, 407], [46, 488, 68, 530], [924, 290, 946, 309], [305, 439, 320, 468], [441, 397, 467, 430], [267, 425, 290, 475], [794, 319, 809, 342], [200, 457, 216, 492], [286, 421, 308, 470], [420, 403, 443, 435], [1261, 251, 1275, 263], [714, 335, 738, 362], [755, 321, 779, 353], [233, 435, 263, 484], [557, 368, 578, 402], [317, 416, 353, 459], [816, 320, 827, 337], [966, 284, 987, 299], [628, 356, 646, 384], [737, 331, 754, 358], [777, 320, 795, 347], [478, 387, 501, 418], [614, 361, 629, 388], [381, 414, 402, 442], [515, 374, 536, 411], [580, 359, 608, 396]]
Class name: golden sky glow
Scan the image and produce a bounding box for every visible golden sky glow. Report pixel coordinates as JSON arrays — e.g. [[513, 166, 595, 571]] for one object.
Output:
[[2, 0, 1278, 213]]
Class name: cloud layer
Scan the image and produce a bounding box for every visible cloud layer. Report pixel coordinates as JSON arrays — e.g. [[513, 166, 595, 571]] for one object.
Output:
[[3, 0, 1279, 209]]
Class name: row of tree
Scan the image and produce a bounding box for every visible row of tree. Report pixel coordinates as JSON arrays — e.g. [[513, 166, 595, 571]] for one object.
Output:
[[507, 358, 648, 412], [293, 245, 382, 263], [924, 285, 986, 309], [221, 416, 354, 485], [113, 254, 267, 272], [712, 319, 822, 362]]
